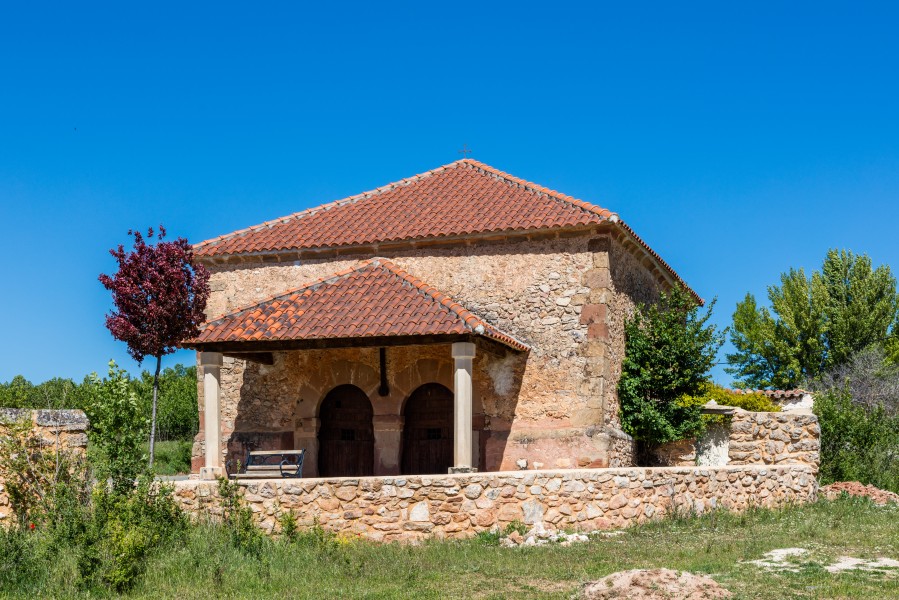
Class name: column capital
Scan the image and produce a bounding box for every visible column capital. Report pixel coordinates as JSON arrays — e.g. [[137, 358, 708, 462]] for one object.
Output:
[[451, 341, 476, 360], [199, 351, 223, 368]]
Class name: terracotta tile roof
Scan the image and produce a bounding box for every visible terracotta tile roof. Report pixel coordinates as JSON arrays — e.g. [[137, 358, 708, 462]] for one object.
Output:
[[187, 258, 529, 351], [195, 159, 615, 257], [194, 158, 699, 303]]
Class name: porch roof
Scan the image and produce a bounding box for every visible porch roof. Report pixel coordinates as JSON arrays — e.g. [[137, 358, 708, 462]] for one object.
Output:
[[184, 258, 529, 353]]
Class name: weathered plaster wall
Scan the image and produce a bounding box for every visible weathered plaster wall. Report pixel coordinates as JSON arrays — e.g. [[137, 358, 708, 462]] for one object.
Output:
[[173, 464, 817, 542], [195, 232, 664, 472], [0, 409, 89, 524]]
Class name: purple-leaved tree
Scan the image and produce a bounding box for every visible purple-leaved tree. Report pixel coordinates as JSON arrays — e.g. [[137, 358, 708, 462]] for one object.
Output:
[[99, 226, 210, 467]]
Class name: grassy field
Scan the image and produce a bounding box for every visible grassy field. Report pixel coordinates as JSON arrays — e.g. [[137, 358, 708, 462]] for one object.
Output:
[[145, 440, 192, 476], [5, 495, 897, 599]]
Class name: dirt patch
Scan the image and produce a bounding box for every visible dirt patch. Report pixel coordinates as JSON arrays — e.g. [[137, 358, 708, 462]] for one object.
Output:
[[825, 557, 899, 573], [747, 548, 809, 571], [746, 547, 899, 575], [820, 482, 899, 505], [581, 569, 731, 599]]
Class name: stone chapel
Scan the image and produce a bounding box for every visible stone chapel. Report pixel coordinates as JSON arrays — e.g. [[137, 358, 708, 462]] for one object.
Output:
[[185, 159, 700, 479]]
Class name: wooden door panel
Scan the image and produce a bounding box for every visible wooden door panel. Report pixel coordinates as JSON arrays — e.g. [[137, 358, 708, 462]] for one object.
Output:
[[318, 384, 374, 477], [402, 383, 453, 475]]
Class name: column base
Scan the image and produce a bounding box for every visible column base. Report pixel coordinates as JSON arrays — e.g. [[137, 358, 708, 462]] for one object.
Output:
[[199, 466, 224, 480], [448, 466, 478, 474]]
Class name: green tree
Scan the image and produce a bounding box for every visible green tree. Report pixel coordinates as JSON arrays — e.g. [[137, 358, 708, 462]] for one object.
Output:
[[728, 250, 899, 388], [0, 376, 35, 408], [618, 287, 724, 449], [82, 361, 149, 492], [131, 364, 198, 441], [822, 249, 899, 367]]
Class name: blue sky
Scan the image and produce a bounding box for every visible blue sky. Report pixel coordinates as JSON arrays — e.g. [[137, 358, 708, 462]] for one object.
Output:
[[1, 2, 897, 384]]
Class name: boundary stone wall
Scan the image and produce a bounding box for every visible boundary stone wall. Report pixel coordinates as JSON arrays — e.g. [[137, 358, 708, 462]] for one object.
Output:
[[173, 464, 817, 542], [0, 409, 89, 524], [728, 412, 819, 469], [653, 411, 821, 470]]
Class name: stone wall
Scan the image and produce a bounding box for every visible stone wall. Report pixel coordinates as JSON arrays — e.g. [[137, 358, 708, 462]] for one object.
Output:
[[653, 411, 821, 470], [728, 412, 820, 470], [173, 464, 817, 542], [0, 409, 89, 524], [194, 231, 665, 473]]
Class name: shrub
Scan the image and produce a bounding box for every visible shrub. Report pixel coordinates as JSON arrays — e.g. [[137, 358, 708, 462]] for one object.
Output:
[[218, 478, 266, 556], [503, 520, 529, 537], [677, 384, 781, 427], [0, 414, 91, 529], [618, 287, 724, 452], [0, 525, 42, 590], [814, 387, 899, 493], [82, 361, 149, 492]]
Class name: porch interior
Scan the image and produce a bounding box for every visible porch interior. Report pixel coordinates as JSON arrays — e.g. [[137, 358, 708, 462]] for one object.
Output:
[[194, 337, 528, 479]]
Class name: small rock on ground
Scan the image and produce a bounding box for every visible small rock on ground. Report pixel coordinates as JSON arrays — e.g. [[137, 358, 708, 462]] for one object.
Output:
[[582, 569, 732, 599]]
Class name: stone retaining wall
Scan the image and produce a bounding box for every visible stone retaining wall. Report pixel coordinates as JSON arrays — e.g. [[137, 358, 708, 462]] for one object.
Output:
[[653, 410, 821, 470], [173, 464, 817, 542], [728, 412, 820, 470], [0, 409, 89, 524]]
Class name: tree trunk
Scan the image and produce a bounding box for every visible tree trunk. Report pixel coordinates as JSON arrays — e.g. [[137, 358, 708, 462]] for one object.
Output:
[[149, 355, 161, 469]]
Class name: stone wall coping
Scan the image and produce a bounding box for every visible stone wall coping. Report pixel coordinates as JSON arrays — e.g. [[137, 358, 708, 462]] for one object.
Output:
[[0, 408, 89, 427], [177, 464, 814, 490]]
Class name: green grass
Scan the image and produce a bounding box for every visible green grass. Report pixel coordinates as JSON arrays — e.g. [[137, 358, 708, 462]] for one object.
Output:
[[147, 440, 192, 476], [3, 496, 898, 599]]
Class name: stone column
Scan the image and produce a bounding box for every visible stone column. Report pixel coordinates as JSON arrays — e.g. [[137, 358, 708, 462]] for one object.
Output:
[[450, 342, 476, 473], [199, 352, 224, 480], [294, 417, 320, 478]]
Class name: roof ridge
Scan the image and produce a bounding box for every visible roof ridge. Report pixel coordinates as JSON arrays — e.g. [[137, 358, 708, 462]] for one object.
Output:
[[458, 159, 618, 221], [194, 160, 470, 252]]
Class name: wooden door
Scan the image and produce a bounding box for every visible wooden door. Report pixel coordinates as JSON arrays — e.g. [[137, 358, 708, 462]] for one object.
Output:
[[402, 383, 453, 475], [318, 385, 374, 477]]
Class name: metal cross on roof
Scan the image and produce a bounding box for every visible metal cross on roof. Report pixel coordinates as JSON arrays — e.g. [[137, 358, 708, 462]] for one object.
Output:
[[458, 144, 472, 157]]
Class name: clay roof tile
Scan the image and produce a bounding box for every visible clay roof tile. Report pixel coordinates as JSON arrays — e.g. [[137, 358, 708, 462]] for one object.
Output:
[[186, 259, 529, 352]]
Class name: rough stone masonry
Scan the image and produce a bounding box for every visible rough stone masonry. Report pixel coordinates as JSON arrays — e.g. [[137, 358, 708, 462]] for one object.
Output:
[[173, 464, 817, 543], [173, 409, 820, 541], [0, 409, 89, 524]]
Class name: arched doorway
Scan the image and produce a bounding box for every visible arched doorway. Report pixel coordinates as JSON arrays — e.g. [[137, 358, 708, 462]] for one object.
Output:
[[401, 383, 453, 475], [318, 384, 374, 477]]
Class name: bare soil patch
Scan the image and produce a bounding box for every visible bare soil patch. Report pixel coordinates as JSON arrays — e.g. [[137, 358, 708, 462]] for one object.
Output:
[[820, 481, 899, 505], [581, 568, 731, 599]]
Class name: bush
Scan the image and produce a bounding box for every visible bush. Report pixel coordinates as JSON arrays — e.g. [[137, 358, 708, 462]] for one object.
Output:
[[77, 477, 188, 592], [618, 287, 724, 452], [0, 525, 42, 590], [218, 478, 267, 556], [814, 387, 899, 493], [82, 361, 149, 492], [677, 383, 781, 428]]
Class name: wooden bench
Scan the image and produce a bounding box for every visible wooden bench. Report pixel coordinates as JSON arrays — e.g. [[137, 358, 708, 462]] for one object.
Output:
[[229, 449, 305, 479]]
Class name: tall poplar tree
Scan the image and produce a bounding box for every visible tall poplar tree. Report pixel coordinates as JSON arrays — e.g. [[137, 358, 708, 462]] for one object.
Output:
[[727, 250, 899, 389]]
